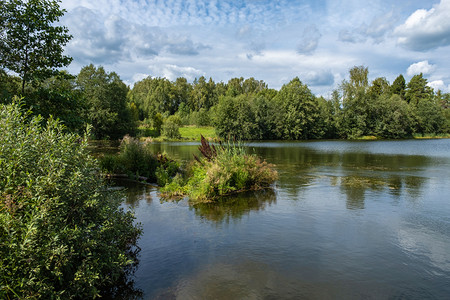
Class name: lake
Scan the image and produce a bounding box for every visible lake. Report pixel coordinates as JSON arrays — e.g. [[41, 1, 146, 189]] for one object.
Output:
[[118, 139, 450, 299]]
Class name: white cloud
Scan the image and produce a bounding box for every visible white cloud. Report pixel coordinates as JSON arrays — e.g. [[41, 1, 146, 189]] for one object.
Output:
[[148, 64, 205, 81], [427, 80, 450, 92], [297, 25, 322, 55], [57, 0, 450, 96], [303, 70, 335, 86], [395, 0, 450, 51], [406, 61, 436, 76], [62, 6, 208, 65]]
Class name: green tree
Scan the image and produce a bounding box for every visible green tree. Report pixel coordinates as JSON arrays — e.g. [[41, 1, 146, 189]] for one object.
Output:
[[0, 0, 72, 93], [375, 94, 415, 138], [214, 95, 258, 140], [252, 89, 278, 139], [405, 73, 433, 105], [76, 64, 134, 139], [368, 77, 390, 100], [414, 98, 446, 134], [152, 112, 163, 135], [0, 70, 21, 103], [348, 65, 369, 89], [28, 73, 86, 133], [339, 66, 372, 138], [226, 77, 244, 97], [0, 101, 142, 298], [391, 74, 406, 100], [162, 115, 181, 139], [274, 77, 323, 140], [190, 76, 217, 111]]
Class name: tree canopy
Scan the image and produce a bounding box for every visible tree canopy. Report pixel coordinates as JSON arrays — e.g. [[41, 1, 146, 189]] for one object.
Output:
[[0, 0, 72, 93]]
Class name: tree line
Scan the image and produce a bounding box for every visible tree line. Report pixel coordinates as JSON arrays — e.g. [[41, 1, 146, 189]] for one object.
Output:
[[2, 64, 449, 140]]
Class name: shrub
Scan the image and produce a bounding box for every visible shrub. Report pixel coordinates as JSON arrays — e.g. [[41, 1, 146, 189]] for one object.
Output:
[[161, 136, 278, 203], [0, 100, 142, 299], [161, 117, 181, 139], [100, 136, 180, 184]]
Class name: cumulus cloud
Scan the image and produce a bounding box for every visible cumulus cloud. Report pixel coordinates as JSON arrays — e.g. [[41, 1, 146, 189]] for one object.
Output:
[[148, 64, 204, 81], [62, 6, 208, 65], [303, 70, 335, 86], [395, 0, 450, 51], [406, 61, 436, 76], [297, 25, 321, 55], [427, 80, 450, 92]]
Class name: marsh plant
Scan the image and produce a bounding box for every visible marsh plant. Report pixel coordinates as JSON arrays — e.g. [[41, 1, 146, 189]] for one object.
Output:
[[100, 136, 179, 183], [161, 136, 278, 203]]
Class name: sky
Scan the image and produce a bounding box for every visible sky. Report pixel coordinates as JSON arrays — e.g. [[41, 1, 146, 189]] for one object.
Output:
[[59, 0, 450, 96]]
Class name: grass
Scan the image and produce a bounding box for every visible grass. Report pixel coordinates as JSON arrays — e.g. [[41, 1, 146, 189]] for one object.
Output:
[[160, 136, 278, 203], [356, 135, 378, 140], [138, 125, 218, 142], [179, 126, 218, 140], [413, 133, 450, 139]]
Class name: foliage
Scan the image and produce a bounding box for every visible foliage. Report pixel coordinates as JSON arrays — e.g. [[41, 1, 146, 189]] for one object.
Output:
[[26, 73, 87, 133], [405, 73, 433, 106], [274, 77, 324, 139], [100, 136, 159, 181], [375, 94, 415, 138], [162, 115, 181, 139], [0, 100, 142, 299], [391, 74, 406, 99], [414, 98, 446, 135], [152, 113, 163, 136], [161, 136, 278, 203], [0, 71, 21, 103], [99, 136, 180, 184], [76, 64, 135, 139], [189, 107, 211, 126], [214, 95, 259, 140], [0, 0, 72, 93]]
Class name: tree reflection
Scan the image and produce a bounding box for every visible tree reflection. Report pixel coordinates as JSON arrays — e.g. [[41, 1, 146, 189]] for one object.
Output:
[[192, 189, 276, 223], [113, 179, 154, 207]]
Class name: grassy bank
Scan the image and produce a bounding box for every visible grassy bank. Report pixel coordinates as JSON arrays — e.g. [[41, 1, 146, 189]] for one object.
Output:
[[179, 126, 218, 140], [413, 133, 450, 139], [137, 125, 217, 142]]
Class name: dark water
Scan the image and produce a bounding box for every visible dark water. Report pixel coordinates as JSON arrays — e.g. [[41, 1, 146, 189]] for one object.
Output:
[[119, 139, 450, 299]]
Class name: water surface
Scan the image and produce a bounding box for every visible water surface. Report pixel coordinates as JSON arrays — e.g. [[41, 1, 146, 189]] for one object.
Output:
[[120, 139, 450, 299]]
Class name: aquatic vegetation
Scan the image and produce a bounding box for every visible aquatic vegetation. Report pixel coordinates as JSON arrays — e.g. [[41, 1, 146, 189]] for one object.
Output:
[[161, 136, 278, 203], [100, 136, 180, 183]]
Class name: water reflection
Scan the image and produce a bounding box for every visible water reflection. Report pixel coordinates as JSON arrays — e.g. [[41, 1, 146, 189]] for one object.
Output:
[[155, 261, 296, 299], [250, 144, 432, 209], [113, 179, 154, 207], [115, 140, 450, 299], [88, 139, 120, 157], [145, 141, 433, 210], [191, 189, 276, 223]]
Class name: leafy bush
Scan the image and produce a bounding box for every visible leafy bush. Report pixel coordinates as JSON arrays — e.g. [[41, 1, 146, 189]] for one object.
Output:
[[100, 136, 180, 184], [162, 115, 181, 139], [0, 101, 142, 299], [161, 136, 278, 203]]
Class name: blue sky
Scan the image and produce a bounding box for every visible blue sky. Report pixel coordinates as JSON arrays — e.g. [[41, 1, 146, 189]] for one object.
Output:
[[60, 0, 450, 96]]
